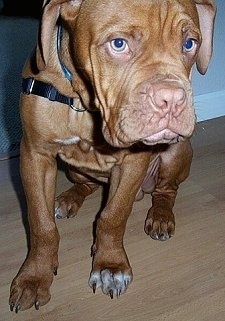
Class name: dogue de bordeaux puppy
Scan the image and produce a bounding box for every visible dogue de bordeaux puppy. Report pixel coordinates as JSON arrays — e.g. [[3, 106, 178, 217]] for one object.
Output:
[[9, 0, 216, 312]]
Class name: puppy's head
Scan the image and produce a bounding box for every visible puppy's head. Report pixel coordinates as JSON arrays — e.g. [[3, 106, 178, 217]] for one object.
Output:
[[40, 0, 216, 147]]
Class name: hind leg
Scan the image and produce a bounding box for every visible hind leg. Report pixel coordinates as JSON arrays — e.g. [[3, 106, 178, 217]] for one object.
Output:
[[55, 167, 99, 219], [144, 140, 193, 241]]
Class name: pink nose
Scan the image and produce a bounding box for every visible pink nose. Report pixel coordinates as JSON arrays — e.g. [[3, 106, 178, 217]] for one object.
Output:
[[152, 84, 186, 117]]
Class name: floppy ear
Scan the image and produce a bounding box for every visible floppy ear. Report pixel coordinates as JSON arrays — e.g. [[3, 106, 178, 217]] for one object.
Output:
[[194, 0, 216, 74], [36, 0, 83, 71]]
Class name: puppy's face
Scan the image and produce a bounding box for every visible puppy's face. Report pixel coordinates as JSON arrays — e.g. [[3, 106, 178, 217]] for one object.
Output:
[[65, 0, 205, 147]]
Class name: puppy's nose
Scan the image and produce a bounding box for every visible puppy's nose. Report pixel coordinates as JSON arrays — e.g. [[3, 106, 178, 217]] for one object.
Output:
[[152, 84, 186, 117]]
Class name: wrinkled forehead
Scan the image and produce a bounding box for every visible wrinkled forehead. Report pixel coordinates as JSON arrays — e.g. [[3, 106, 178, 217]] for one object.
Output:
[[77, 0, 199, 34]]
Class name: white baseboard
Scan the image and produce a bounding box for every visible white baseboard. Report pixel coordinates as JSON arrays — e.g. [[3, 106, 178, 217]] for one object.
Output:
[[195, 90, 225, 122]]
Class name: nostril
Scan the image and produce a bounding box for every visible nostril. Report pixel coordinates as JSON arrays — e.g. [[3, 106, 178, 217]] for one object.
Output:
[[153, 87, 186, 114], [172, 88, 187, 116], [174, 88, 186, 106], [153, 90, 171, 109]]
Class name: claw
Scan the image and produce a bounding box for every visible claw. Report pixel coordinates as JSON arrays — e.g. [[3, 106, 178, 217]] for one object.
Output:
[[15, 304, 21, 314], [54, 268, 58, 276], [124, 279, 129, 289], [10, 303, 14, 312], [116, 289, 121, 298], [92, 282, 97, 294], [35, 301, 40, 310], [109, 289, 114, 299]]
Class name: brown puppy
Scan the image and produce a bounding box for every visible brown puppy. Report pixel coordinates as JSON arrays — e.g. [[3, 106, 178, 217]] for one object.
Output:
[[9, 0, 216, 312]]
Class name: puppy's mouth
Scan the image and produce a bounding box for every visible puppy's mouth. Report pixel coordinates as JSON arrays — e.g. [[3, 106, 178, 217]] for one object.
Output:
[[142, 129, 182, 145], [103, 127, 184, 148]]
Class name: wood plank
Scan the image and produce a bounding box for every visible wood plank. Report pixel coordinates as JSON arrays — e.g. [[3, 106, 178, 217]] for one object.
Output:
[[0, 116, 225, 321]]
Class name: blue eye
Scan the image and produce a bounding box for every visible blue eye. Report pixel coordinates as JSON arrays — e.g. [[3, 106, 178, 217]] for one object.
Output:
[[183, 38, 196, 52], [110, 38, 127, 52]]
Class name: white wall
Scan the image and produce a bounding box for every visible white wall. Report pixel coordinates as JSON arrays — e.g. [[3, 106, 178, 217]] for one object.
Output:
[[192, 0, 225, 121]]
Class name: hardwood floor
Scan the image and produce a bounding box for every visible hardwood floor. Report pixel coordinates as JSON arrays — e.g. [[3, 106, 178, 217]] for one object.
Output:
[[0, 117, 225, 321]]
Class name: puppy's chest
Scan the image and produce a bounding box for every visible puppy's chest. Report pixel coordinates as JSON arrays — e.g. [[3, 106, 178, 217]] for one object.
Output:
[[56, 136, 119, 173]]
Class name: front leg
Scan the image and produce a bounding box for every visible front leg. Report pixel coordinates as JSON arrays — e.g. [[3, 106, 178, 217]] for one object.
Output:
[[145, 140, 193, 241], [89, 152, 150, 298], [9, 140, 59, 312]]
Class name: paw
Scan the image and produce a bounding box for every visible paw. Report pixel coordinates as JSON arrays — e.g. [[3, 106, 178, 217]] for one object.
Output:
[[55, 183, 98, 219], [55, 190, 82, 219], [55, 200, 79, 219], [9, 275, 53, 312], [144, 208, 175, 241], [9, 261, 57, 312], [89, 269, 132, 298]]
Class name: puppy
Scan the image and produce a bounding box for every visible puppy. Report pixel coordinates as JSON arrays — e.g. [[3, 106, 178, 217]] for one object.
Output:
[[9, 0, 216, 312]]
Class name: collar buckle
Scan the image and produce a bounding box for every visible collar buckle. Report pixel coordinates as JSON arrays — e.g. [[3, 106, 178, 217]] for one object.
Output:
[[70, 103, 86, 112]]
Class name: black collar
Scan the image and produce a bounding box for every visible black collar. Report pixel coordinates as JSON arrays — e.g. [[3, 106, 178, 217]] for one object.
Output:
[[22, 77, 85, 112], [22, 21, 85, 112]]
